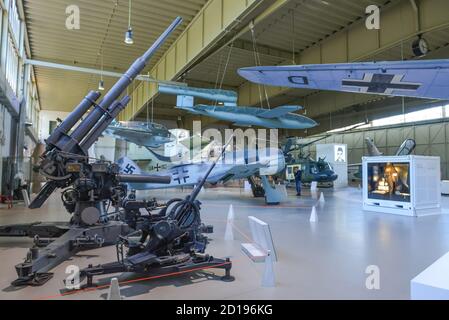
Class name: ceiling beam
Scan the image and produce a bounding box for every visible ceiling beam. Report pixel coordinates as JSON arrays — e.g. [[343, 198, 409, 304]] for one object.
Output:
[[120, 0, 290, 122], [24, 59, 187, 86], [232, 39, 293, 60]]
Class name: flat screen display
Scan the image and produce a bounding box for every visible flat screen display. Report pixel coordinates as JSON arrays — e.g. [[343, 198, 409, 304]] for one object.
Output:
[[367, 162, 411, 203]]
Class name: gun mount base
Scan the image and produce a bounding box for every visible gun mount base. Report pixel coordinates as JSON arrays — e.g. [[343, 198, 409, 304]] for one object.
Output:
[[7, 221, 133, 287], [11, 272, 54, 287], [2, 197, 165, 287], [78, 254, 234, 289], [0, 221, 70, 238]]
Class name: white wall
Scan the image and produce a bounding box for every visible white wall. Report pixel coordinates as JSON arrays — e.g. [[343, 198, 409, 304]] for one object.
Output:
[[91, 136, 116, 161], [316, 144, 348, 188], [38, 110, 70, 141]]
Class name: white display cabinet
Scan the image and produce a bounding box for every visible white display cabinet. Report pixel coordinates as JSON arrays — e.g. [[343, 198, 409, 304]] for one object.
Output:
[[362, 156, 441, 217], [316, 143, 348, 188]]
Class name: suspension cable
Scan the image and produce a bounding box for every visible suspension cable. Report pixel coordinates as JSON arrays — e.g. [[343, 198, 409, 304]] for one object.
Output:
[[250, 23, 271, 109], [212, 33, 236, 107]]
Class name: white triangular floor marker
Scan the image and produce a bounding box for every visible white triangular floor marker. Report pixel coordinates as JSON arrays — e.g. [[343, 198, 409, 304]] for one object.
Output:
[[319, 192, 325, 204], [21, 189, 30, 207], [310, 206, 318, 222], [107, 278, 122, 300], [311, 181, 318, 191], [358, 184, 362, 190], [262, 251, 276, 287], [224, 204, 235, 241]]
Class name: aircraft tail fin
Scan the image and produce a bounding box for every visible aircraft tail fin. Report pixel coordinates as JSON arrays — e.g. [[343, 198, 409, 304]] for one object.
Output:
[[365, 138, 383, 156], [117, 157, 142, 175], [395, 139, 416, 156]]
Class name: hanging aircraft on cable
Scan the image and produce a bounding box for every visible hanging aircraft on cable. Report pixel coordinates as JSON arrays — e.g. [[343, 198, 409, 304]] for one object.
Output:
[[158, 84, 318, 129], [238, 59, 449, 100], [103, 119, 175, 148]]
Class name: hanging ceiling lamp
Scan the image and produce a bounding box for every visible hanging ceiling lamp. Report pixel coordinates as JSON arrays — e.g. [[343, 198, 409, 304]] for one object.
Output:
[[125, 0, 134, 45]]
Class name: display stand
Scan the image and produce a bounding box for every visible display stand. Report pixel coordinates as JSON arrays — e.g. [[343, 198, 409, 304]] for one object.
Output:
[[363, 155, 441, 216]]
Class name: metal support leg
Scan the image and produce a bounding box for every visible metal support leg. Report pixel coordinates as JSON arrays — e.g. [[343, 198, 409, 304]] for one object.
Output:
[[221, 258, 235, 282]]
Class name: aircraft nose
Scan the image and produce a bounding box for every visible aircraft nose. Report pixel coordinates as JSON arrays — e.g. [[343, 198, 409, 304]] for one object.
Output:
[[305, 117, 318, 128]]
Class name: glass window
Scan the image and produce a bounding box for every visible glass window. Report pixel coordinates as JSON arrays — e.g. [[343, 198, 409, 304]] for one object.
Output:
[[309, 164, 318, 174], [328, 105, 447, 134], [405, 106, 443, 122], [6, 34, 19, 94], [8, 0, 21, 45]]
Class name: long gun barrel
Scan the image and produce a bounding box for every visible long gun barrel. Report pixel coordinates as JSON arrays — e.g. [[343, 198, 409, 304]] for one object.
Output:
[[30, 17, 183, 209], [117, 174, 171, 184], [190, 135, 234, 202], [47, 16, 183, 156]]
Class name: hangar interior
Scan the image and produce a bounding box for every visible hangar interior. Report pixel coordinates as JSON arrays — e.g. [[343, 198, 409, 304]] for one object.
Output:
[[0, 0, 449, 300]]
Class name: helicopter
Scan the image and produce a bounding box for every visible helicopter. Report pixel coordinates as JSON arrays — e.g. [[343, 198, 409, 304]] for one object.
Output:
[[282, 136, 338, 187]]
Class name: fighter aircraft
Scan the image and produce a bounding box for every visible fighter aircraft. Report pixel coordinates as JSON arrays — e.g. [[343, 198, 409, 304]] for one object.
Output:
[[146, 128, 221, 164], [238, 59, 449, 100], [128, 128, 223, 175], [117, 147, 285, 190], [103, 119, 175, 148], [158, 84, 318, 129]]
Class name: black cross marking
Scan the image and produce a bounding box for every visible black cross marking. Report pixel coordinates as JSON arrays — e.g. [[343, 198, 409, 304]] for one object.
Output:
[[173, 168, 190, 184], [154, 163, 162, 172], [342, 73, 421, 94]]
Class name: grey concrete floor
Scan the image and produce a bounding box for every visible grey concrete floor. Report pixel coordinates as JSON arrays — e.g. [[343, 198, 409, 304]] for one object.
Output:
[[0, 186, 449, 300]]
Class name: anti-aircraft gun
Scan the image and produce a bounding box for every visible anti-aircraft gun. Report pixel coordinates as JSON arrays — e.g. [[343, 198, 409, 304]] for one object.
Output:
[[75, 137, 236, 288], [0, 17, 183, 286]]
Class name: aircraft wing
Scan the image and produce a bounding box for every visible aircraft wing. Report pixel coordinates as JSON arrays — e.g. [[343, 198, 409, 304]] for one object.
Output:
[[105, 127, 140, 142], [259, 105, 302, 119], [238, 60, 449, 100], [105, 126, 134, 138], [208, 162, 269, 183]]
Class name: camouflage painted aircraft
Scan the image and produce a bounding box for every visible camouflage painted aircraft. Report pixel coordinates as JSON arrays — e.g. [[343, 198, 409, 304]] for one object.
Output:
[[117, 148, 285, 191], [238, 60, 449, 100], [104, 120, 174, 148]]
